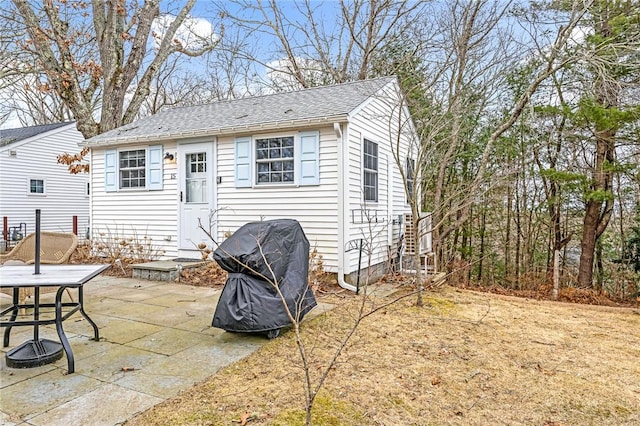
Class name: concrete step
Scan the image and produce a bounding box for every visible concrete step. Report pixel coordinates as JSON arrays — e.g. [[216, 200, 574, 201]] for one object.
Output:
[[132, 259, 205, 281]]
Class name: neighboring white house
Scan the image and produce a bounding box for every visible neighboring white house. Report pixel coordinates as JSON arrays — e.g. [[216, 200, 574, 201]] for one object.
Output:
[[0, 122, 89, 247], [83, 77, 425, 287]]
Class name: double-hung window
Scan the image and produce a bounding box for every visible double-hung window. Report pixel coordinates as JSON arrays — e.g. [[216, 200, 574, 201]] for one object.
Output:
[[363, 138, 378, 202], [234, 131, 319, 187], [119, 149, 146, 188], [406, 157, 415, 202], [104, 145, 163, 192], [256, 136, 295, 183]]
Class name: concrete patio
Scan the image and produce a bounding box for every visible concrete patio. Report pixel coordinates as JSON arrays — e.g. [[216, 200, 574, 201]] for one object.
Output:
[[0, 274, 290, 425]]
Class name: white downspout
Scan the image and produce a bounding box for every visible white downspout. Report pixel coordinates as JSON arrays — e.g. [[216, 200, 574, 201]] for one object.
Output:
[[89, 148, 93, 242], [386, 153, 393, 250], [335, 122, 357, 292]]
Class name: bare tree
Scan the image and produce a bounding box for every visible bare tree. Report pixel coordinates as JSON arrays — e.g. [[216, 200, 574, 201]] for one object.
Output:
[[138, 55, 208, 117], [197, 216, 417, 426], [0, 12, 35, 125], [8, 0, 220, 139], [443, 0, 640, 295], [573, 0, 640, 289], [4, 75, 76, 126], [212, 0, 424, 89], [376, 1, 597, 293]]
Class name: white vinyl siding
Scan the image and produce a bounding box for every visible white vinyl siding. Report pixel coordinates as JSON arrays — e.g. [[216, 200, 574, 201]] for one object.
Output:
[[87, 79, 417, 275], [0, 125, 90, 240], [221, 127, 339, 270], [343, 88, 413, 274], [90, 143, 178, 258]]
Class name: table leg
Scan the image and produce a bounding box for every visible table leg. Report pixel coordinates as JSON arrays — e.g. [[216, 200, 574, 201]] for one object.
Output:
[[77, 286, 100, 341], [55, 286, 74, 373], [3, 288, 19, 347], [6, 286, 63, 369]]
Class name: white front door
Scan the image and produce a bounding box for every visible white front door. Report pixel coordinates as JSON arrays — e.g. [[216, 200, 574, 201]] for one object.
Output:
[[178, 142, 215, 251]]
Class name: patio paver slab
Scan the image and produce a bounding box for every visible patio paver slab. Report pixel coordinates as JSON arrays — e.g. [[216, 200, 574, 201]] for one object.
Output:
[[0, 274, 336, 425], [126, 326, 206, 355], [26, 383, 163, 426], [0, 368, 103, 420]]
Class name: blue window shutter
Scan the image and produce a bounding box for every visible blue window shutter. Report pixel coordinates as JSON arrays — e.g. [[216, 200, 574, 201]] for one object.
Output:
[[298, 131, 319, 185], [104, 149, 117, 192], [235, 137, 252, 188], [147, 145, 163, 190]]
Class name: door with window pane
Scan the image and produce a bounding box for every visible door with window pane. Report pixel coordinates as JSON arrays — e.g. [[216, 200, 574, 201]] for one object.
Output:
[[178, 143, 214, 250], [186, 152, 207, 203]]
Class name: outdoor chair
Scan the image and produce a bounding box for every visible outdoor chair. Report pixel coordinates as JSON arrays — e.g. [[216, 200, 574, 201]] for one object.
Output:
[[0, 231, 79, 305]]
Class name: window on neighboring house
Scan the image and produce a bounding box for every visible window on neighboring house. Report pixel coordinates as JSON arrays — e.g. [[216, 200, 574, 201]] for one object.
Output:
[[406, 157, 415, 202], [29, 178, 45, 194], [363, 138, 378, 202], [119, 149, 146, 188], [256, 136, 295, 184]]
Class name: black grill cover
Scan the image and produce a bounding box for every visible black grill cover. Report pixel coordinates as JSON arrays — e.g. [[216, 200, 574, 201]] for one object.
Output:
[[212, 219, 317, 333]]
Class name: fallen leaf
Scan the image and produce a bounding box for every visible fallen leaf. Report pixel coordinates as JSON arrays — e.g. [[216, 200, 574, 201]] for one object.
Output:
[[241, 412, 250, 425], [232, 412, 254, 425], [536, 363, 555, 376]]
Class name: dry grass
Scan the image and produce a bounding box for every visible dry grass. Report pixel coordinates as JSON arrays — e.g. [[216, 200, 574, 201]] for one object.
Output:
[[125, 285, 640, 426]]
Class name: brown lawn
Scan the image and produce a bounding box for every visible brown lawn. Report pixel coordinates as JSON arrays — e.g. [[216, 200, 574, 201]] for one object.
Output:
[[124, 284, 640, 426]]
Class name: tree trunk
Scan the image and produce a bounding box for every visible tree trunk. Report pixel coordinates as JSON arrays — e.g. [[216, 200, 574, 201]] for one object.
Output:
[[515, 178, 522, 288], [577, 129, 615, 288], [505, 183, 512, 279], [477, 206, 486, 282], [576, 3, 621, 289], [595, 239, 604, 292], [553, 248, 560, 300], [578, 201, 599, 287]]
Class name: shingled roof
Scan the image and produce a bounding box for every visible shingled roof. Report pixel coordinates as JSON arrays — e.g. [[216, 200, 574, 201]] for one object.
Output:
[[0, 122, 74, 147], [84, 77, 396, 147]]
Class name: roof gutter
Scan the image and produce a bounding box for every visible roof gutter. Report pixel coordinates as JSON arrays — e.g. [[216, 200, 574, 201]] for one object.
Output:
[[335, 121, 357, 292]]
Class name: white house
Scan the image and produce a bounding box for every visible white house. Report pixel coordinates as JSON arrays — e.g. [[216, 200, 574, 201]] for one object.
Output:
[[0, 122, 89, 249], [83, 77, 423, 288]]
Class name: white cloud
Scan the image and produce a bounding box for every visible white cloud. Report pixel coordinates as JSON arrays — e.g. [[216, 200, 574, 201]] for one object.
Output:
[[152, 14, 217, 51], [567, 25, 590, 48], [265, 57, 326, 91]]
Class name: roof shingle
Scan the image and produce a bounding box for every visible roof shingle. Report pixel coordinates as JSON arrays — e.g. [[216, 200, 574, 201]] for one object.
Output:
[[85, 77, 396, 147], [0, 122, 74, 147]]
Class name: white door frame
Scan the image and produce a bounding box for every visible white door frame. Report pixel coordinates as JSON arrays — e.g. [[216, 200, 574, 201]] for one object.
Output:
[[177, 141, 215, 251]]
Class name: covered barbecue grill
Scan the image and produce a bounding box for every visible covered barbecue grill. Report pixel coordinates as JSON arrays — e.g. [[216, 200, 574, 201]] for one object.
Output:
[[211, 219, 317, 337]]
